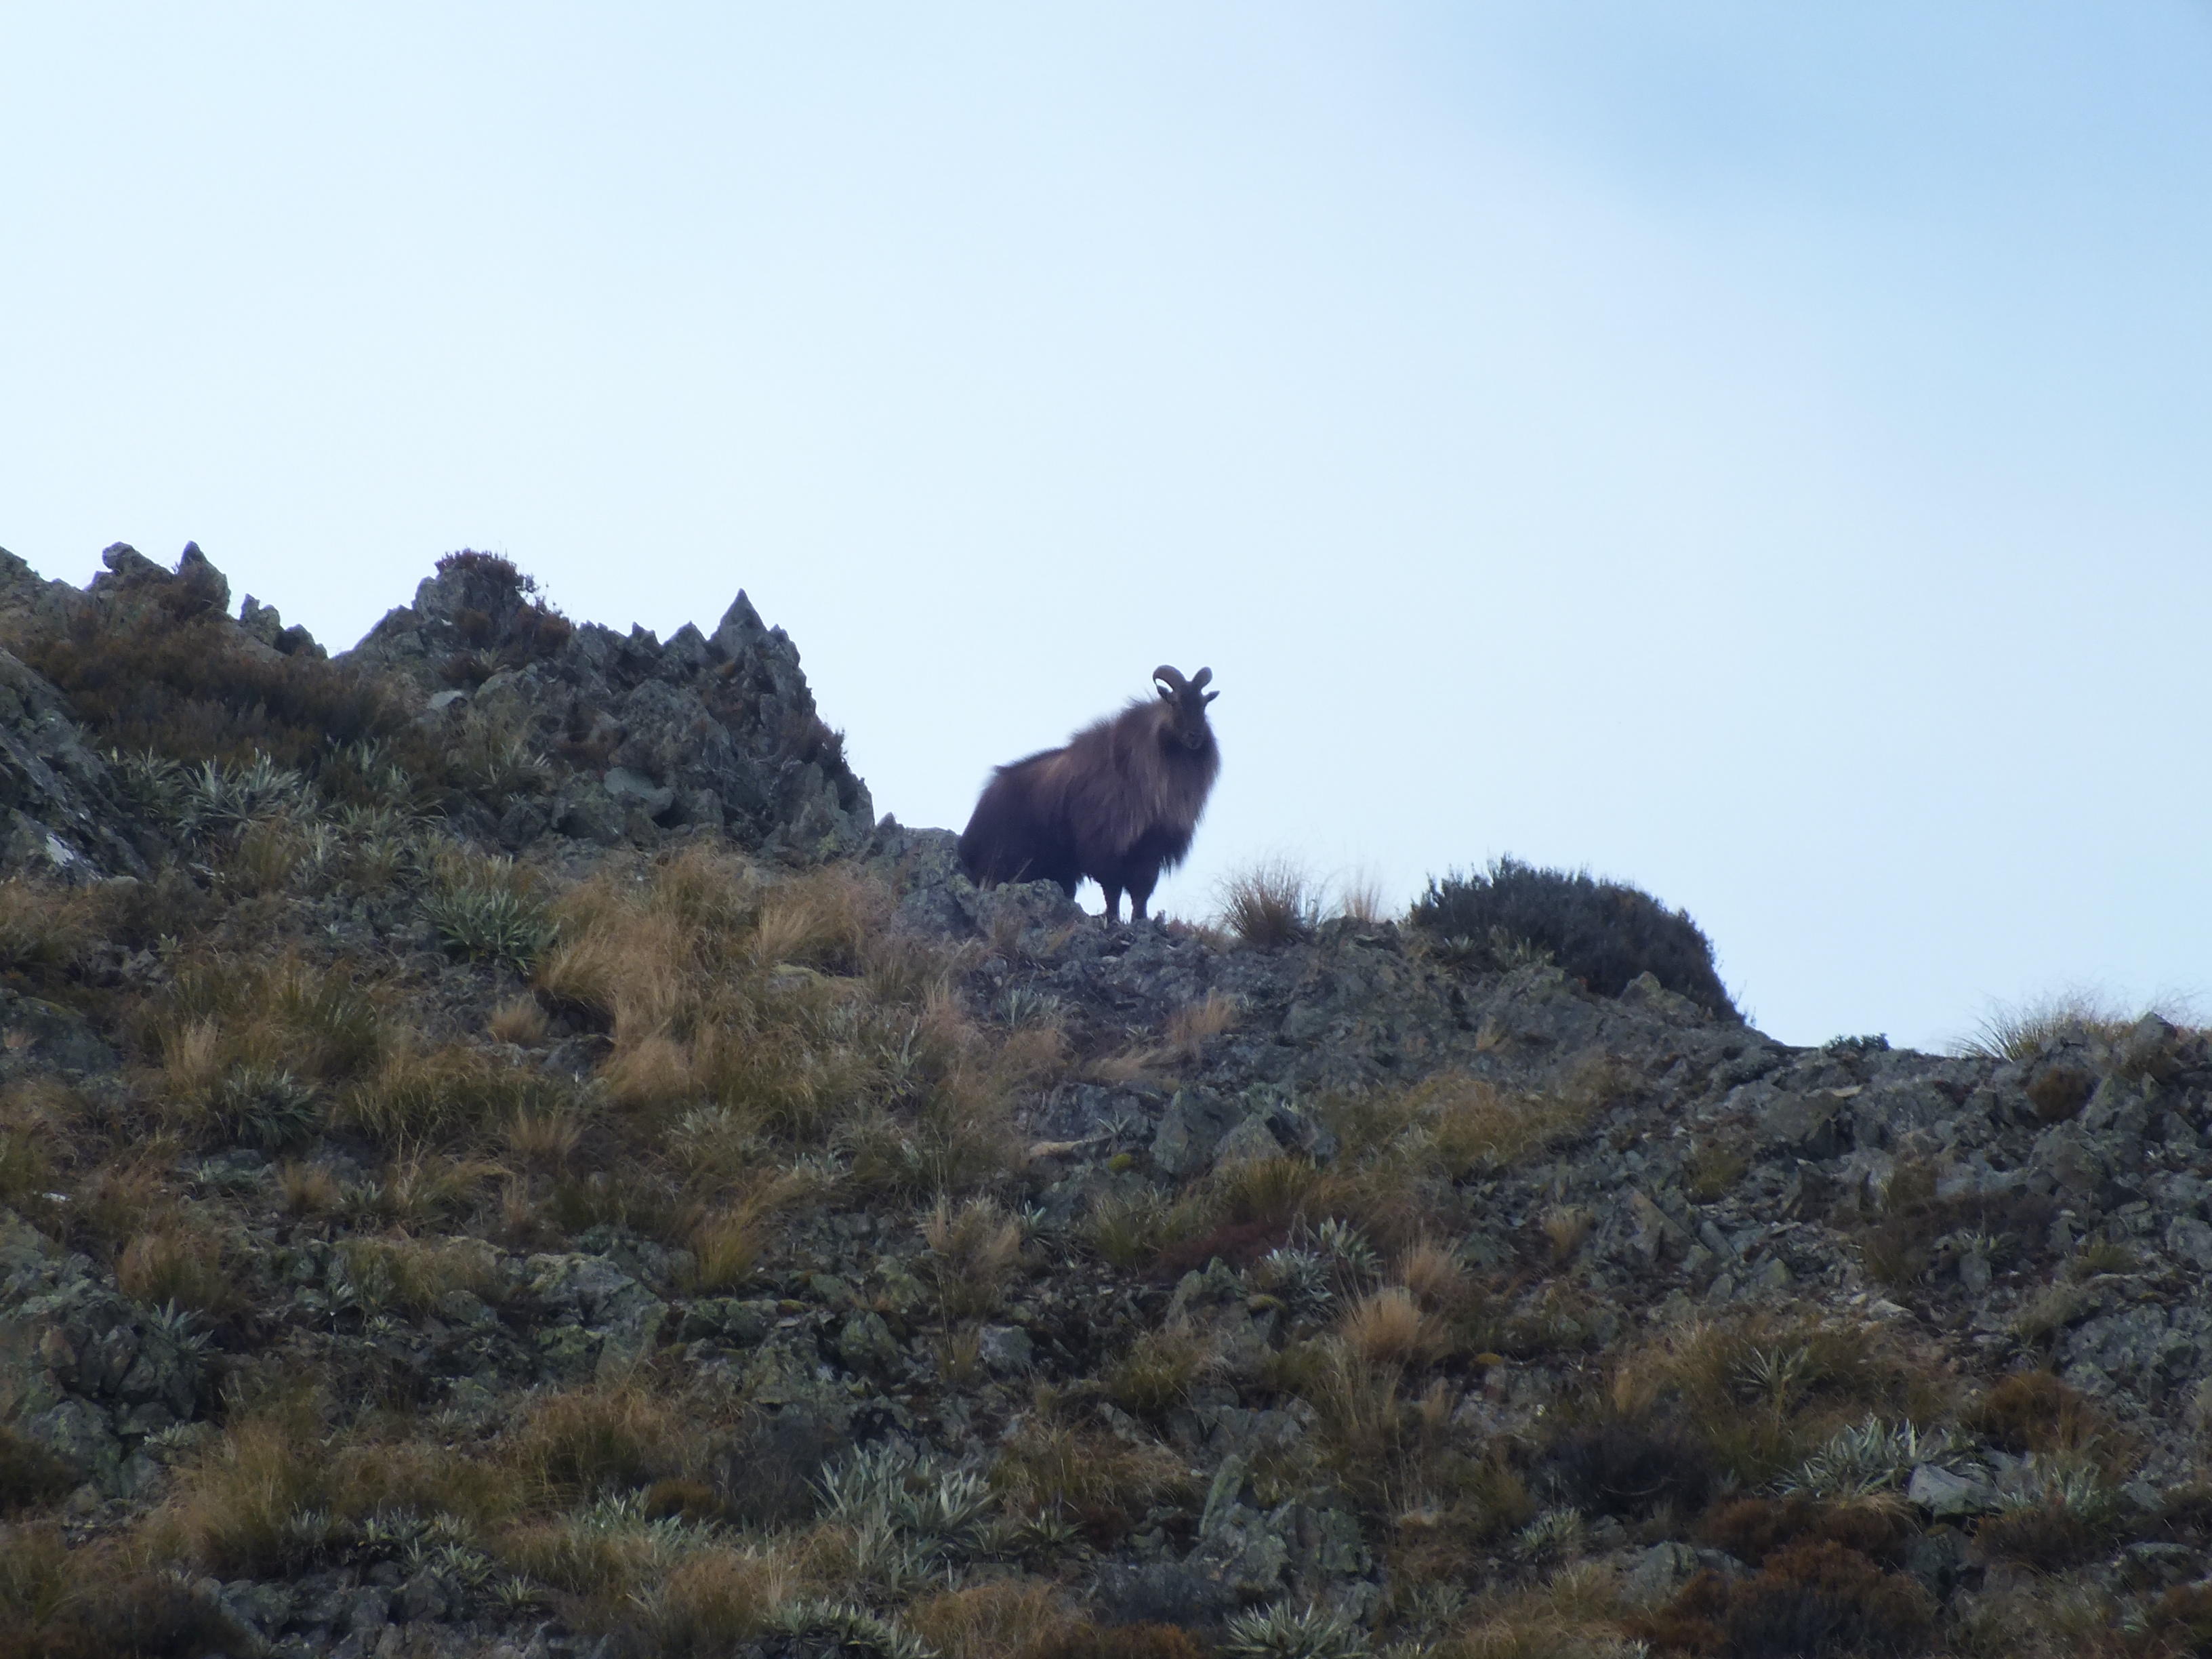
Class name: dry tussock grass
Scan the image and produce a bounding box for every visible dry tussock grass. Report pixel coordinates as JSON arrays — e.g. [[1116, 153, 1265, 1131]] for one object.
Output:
[[143, 955, 384, 1146], [991, 1400, 1190, 1535], [150, 1401, 497, 1574], [340, 1039, 544, 1145], [1106, 1322, 1221, 1415], [1542, 1206, 1595, 1263], [926, 1196, 1025, 1318], [690, 1169, 815, 1292], [489, 994, 549, 1045], [1340, 1288, 1449, 1370], [1218, 858, 1318, 947], [1437, 1560, 1632, 1659], [335, 1234, 499, 1313], [503, 1381, 697, 1502], [1955, 985, 2191, 1063], [636, 1545, 792, 1653], [1298, 1069, 1610, 1250], [116, 1216, 239, 1317], [1605, 1313, 1953, 1486], [1397, 1238, 1474, 1316], [908, 1580, 1076, 1659], [1162, 990, 1240, 1060]]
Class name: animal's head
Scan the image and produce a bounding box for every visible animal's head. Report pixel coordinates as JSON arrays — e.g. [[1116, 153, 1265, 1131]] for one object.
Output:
[[1152, 665, 1218, 751]]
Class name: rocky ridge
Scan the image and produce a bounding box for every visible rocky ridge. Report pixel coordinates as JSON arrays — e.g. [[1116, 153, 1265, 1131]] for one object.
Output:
[[0, 544, 2207, 1659]]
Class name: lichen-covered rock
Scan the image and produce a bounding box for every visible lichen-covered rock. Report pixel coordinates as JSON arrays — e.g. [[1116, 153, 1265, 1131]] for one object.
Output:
[[344, 554, 874, 859], [0, 597, 148, 878]]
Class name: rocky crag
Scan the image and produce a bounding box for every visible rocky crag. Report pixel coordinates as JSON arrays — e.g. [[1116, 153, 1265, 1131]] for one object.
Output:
[[0, 542, 2208, 1659]]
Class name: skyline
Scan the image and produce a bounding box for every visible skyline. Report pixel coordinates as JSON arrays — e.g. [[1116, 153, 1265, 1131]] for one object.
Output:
[[5, 4, 2209, 1050]]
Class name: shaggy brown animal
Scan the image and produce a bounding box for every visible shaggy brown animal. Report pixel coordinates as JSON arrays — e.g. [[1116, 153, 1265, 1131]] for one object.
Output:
[[959, 665, 1219, 923]]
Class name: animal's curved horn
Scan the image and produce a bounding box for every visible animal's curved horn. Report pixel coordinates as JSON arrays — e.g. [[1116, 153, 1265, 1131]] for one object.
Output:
[[1152, 665, 1187, 692], [1189, 668, 1212, 691]]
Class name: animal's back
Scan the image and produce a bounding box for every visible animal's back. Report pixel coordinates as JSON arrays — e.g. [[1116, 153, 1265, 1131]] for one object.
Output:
[[958, 749, 1080, 891]]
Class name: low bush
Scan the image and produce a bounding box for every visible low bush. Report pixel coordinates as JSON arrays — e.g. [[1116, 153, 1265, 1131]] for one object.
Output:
[[0, 1429, 76, 1516], [0, 1524, 250, 1659], [1963, 1370, 2118, 1464], [1633, 1539, 1935, 1657], [1536, 1419, 1715, 1523], [1702, 1494, 1917, 1569], [1854, 1158, 2055, 1292], [1410, 857, 1736, 1016]]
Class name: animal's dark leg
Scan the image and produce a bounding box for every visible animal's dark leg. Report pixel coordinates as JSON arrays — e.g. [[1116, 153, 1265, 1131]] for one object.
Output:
[[1126, 865, 1160, 922], [1099, 883, 1123, 924]]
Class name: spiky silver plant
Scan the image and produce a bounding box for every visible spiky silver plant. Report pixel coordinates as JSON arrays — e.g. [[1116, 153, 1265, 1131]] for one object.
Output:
[[1223, 1601, 1372, 1659]]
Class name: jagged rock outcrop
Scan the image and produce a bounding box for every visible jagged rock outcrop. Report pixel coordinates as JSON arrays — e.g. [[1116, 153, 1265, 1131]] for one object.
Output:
[[344, 552, 874, 859], [0, 549, 150, 880]]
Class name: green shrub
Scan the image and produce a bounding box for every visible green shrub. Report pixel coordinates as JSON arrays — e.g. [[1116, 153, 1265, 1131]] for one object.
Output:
[[1410, 857, 1737, 1016], [210, 1066, 323, 1149], [426, 884, 556, 974]]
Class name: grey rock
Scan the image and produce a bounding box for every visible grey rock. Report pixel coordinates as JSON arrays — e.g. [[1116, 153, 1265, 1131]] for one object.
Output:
[[1626, 1540, 1703, 1603], [1758, 1090, 1849, 1157], [1210, 1114, 1286, 1172], [1151, 1088, 1242, 1178], [977, 1324, 1033, 1374], [344, 565, 873, 859], [1093, 1561, 1237, 1632], [602, 766, 676, 819], [0, 645, 148, 880], [835, 1311, 904, 1378], [1908, 1462, 1996, 1517], [2167, 1216, 2212, 1271]]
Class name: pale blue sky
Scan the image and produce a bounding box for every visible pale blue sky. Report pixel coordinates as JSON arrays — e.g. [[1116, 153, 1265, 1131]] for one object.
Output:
[[3, 5, 2209, 1050]]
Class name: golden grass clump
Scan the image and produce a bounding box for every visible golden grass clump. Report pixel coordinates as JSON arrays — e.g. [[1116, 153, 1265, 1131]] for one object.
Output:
[[1161, 991, 1240, 1061], [341, 1040, 541, 1144], [634, 1545, 790, 1654], [990, 1401, 1189, 1536], [0, 878, 112, 980], [149, 1403, 508, 1576], [503, 1101, 588, 1172], [1339, 1288, 1449, 1371], [1954, 986, 2176, 1063], [1542, 1206, 1595, 1263], [275, 1159, 342, 1217], [1436, 1560, 1635, 1659], [1397, 1239, 1473, 1317], [489, 994, 550, 1045], [150, 954, 384, 1091], [1106, 1323, 1221, 1416], [908, 1580, 1077, 1659], [116, 1217, 239, 1317], [1218, 858, 1319, 948], [925, 1196, 1025, 1318], [688, 1171, 813, 1293], [335, 1235, 498, 1315], [1605, 1314, 1952, 1488], [1083, 1189, 1179, 1269], [1962, 1370, 2131, 1472], [602, 1031, 699, 1115], [503, 1382, 693, 1502]]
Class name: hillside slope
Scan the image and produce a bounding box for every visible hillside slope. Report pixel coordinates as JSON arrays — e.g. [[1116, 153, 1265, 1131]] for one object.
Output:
[[1, 544, 2207, 1659]]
